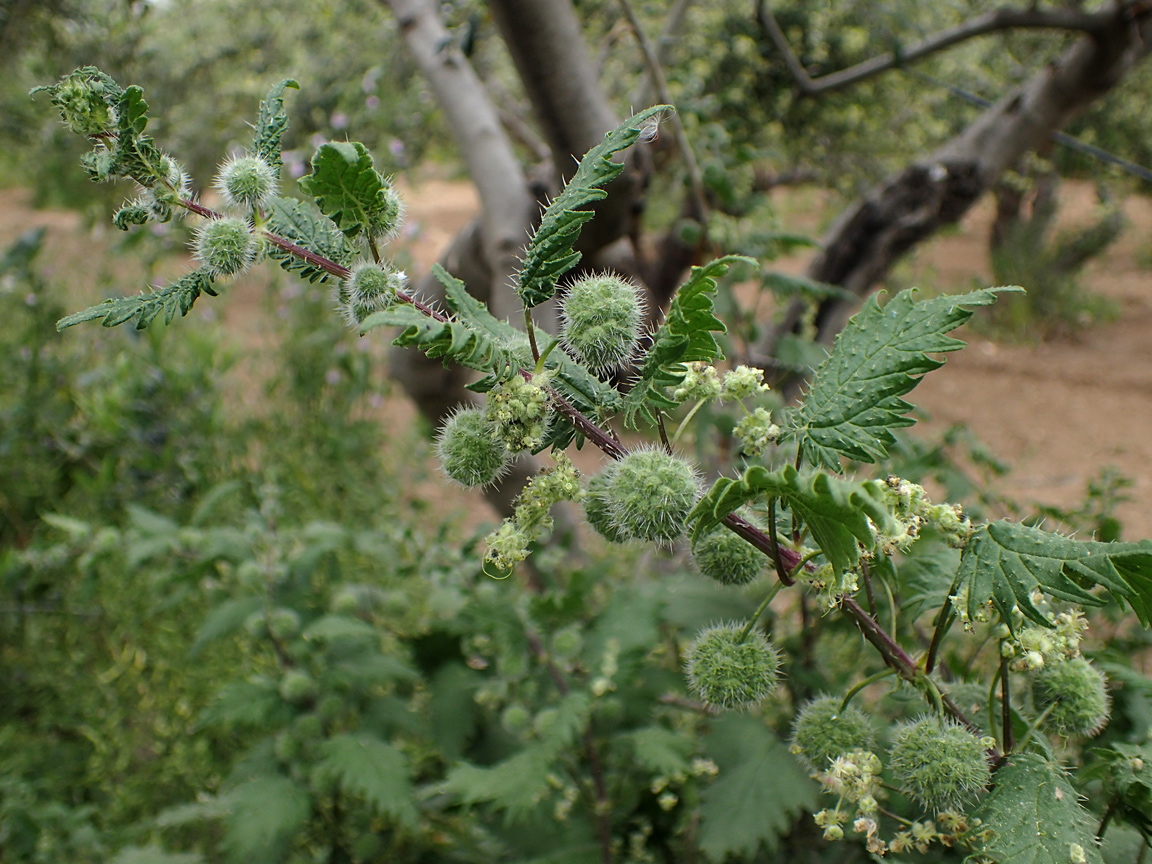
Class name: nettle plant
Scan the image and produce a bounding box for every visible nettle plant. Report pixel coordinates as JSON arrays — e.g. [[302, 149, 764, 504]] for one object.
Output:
[[38, 67, 1152, 863]]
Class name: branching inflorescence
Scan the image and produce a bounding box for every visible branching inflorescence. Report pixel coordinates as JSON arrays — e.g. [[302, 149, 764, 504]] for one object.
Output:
[[39, 66, 1152, 862]]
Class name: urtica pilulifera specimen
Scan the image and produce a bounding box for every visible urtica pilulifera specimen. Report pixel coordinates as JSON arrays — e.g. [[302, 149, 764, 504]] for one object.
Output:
[[684, 622, 780, 710], [888, 716, 990, 813], [435, 406, 511, 488], [1032, 657, 1111, 737], [601, 447, 699, 543], [791, 695, 876, 771]]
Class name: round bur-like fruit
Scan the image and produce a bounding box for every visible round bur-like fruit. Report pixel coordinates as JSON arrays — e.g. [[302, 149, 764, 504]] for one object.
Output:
[[215, 154, 278, 210], [561, 273, 644, 374], [435, 406, 510, 488], [791, 695, 875, 771], [193, 217, 257, 277], [583, 469, 627, 543], [336, 260, 405, 327], [604, 448, 698, 543], [691, 524, 765, 586], [684, 623, 780, 710], [1032, 657, 1110, 737], [888, 716, 990, 813]]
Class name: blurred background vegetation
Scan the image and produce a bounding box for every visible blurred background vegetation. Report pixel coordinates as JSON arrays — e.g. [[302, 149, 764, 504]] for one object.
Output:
[[2, 2, 1151, 863]]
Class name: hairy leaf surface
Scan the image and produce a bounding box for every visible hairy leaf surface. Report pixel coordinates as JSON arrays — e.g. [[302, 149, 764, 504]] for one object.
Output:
[[222, 775, 311, 864], [517, 105, 669, 308], [442, 744, 559, 823], [57, 269, 217, 331], [622, 255, 749, 428], [264, 196, 358, 285], [252, 78, 298, 177], [968, 753, 1102, 864], [316, 734, 419, 827], [699, 715, 818, 861], [690, 464, 894, 575], [298, 141, 389, 239], [958, 520, 1152, 627], [781, 287, 1019, 470]]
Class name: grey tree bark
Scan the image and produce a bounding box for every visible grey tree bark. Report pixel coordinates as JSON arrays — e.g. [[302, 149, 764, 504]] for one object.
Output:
[[759, 1, 1152, 361]]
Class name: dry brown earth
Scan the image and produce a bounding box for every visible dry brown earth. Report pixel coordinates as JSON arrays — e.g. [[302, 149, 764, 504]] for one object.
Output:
[[3, 178, 1150, 537]]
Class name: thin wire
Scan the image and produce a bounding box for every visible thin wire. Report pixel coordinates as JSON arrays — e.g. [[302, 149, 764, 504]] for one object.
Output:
[[906, 69, 1152, 185]]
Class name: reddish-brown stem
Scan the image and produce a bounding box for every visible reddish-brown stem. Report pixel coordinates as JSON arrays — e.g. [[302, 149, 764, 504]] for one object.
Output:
[[841, 596, 981, 735]]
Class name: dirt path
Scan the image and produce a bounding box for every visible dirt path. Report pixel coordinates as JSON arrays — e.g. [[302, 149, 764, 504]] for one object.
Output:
[[3, 179, 1150, 537]]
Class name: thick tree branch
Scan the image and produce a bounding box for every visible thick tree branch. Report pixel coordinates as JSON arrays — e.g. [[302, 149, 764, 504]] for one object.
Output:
[[758, 1, 1152, 368], [758, 0, 1118, 96]]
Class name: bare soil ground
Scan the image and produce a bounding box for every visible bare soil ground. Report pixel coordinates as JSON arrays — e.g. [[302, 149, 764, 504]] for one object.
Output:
[[3, 179, 1150, 537]]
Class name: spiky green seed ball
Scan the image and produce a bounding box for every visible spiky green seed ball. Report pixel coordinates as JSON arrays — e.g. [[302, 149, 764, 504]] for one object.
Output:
[[279, 670, 316, 705], [369, 185, 405, 241], [888, 716, 990, 813], [684, 623, 780, 710], [691, 523, 765, 586], [583, 470, 628, 543], [193, 217, 257, 277], [267, 608, 301, 640], [215, 153, 278, 210], [435, 406, 510, 487], [336, 260, 406, 327], [791, 695, 876, 771], [1032, 657, 1111, 737], [602, 448, 698, 543], [561, 273, 644, 373]]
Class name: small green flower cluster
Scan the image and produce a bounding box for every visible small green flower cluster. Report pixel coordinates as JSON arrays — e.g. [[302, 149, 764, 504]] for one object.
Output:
[[1001, 599, 1089, 671], [877, 476, 972, 555], [482, 452, 582, 572], [485, 372, 552, 453]]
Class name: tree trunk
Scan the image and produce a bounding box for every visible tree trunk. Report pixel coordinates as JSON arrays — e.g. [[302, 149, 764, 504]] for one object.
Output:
[[762, 1, 1152, 358]]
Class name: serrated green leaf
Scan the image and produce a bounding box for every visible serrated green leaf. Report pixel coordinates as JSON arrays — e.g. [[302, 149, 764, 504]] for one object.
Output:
[[154, 796, 231, 828], [781, 286, 1020, 470], [698, 715, 818, 861], [690, 464, 894, 576], [221, 775, 311, 864], [113, 86, 164, 185], [316, 734, 419, 828], [442, 744, 559, 823], [958, 521, 1152, 628], [252, 79, 298, 177], [517, 105, 670, 307], [191, 595, 264, 656], [622, 726, 694, 777], [968, 753, 1102, 864], [198, 680, 290, 730], [362, 265, 520, 369], [622, 255, 750, 428], [40, 512, 92, 539], [57, 269, 217, 331], [298, 141, 389, 239], [264, 195, 357, 283]]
